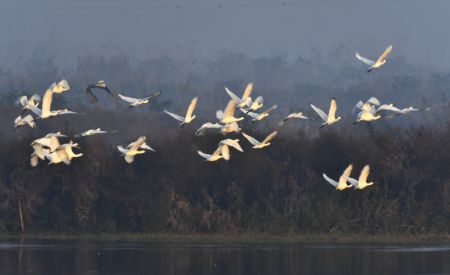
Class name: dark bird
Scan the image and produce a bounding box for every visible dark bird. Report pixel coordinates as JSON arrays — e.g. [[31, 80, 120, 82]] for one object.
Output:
[[85, 80, 114, 103]]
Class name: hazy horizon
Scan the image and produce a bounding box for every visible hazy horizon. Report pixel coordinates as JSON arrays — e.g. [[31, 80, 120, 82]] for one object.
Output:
[[1, 0, 450, 69]]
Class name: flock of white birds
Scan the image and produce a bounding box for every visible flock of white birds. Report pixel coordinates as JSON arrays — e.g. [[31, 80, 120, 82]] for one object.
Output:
[[12, 45, 425, 191]]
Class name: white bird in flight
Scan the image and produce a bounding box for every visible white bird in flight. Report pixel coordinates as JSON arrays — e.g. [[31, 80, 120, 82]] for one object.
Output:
[[241, 96, 264, 113], [164, 97, 198, 126], [354, 106, 382, 123], [14, 114, 36, 129], [246, 105, 277, 122], [225, 83, 254, 108], [242, 131, 277, 149], [377, 104, 420, 117], [310, 98, 342, 128], [278, 112, 309, 126], [45, 141, 83, 165], [197, 139, 243, 161], [353, 97, 381, 114], [322, 164, 353, 190], [345, 165, 374, 190], [29, 79, 73, 119], [117, 91, 161, 108], [198, 144, 229, 162], [356, 45, 393, 73], [117, 136, 155, 163], [195, 122, 223, 136], [16, 94, 41, 114], [74, 128, 109, 138], [217, 100, 244, 124]]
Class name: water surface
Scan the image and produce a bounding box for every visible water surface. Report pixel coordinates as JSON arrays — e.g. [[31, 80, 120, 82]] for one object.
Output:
[[1, 239, 450, 275]]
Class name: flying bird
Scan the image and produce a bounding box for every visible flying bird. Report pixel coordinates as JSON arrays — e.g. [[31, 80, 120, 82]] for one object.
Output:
[[278, 112, 308, 126], [241, 131, 277, 149], [220, 122, 241, 134], [28, 79, 74, 119], [356, 45, 393, 73], [45, 141, 83, 165], [310, 98, 342, 127], [354, 106, 382, 123], [217, 100, 244, 124], [195, 122, 223, 136], [322, 164, 353, 190], [14, 114, 36, 129], [85, 80, 114, 103], [16, 94, 41, 114], [246, 105, 277, 122], [164, 97, 198, 126], [241, 96, 264, 113], [346, 165, 374, 190], [225, 83, 254, 108], [117, 136, 155, 163], [117, 91, 161, 108], [197, 139, 243, 161], [197, 144, 229, 162], [74, 128, 109, 138], [219, 139, 244, 152]]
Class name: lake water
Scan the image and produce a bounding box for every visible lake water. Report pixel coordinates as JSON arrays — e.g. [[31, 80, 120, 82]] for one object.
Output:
[[1, 239, 450, 275]]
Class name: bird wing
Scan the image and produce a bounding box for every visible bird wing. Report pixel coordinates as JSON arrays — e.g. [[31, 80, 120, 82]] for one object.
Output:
[[367, 97, 380, 106], [377, 104, 402, 113], [185, 97, 198, 119], [255, 95, 264, 103], [164, 110, 185, 122], [262, 105, 277, 115], [220, 139, 244, 152], [242, 132, 260, 146], [376, 45, 393, 63], [117, 93, 138, 103], [262, 131, 278, 144], [310, 104, 328, 122], [117, 145, 128, 154], [241, 82, 253, 100], [355, 52, 375, 66], [338, 164, 353, 185], [346, 176, 359, 187], [56, 149, 71, 165], [225, 87, 241, 103], [221, 144, 230, 160], [140, 142, 156, 152], [145, 90, 161, 102], [359, 165, 370, 183], [322, 173, 339, 188], [85, 86, 98, 103], [195, 122, 222, 136], [328, 98, 338, 120], [15, 96, 27, 106], [223, 99, 237, 120], [129, 136, 146, 151], [54, 79, 70, 93], [216, 110, 224, 120], [246, 111, 259, 119], [197, 150, 213, 160]]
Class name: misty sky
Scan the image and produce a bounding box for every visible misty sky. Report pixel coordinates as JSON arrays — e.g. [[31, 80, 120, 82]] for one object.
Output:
[[1, 0, 450, 68]]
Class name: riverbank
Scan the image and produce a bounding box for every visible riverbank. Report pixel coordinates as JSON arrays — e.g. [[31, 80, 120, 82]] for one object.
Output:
[[3, 233, 450, 244]]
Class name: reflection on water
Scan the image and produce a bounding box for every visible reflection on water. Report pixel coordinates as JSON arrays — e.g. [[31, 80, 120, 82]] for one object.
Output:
[[1, 239, 450, 275]]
